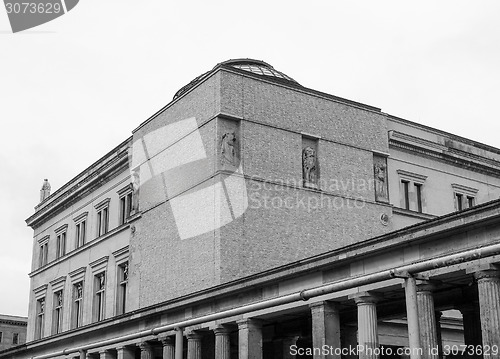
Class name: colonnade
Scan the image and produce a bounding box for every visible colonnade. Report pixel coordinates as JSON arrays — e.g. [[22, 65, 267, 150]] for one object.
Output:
[[77, 270, 500, 359]]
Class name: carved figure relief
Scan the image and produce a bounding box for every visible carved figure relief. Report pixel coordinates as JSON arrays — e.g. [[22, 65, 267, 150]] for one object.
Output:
[[302, 146, 317, 184], [123, 263, 129, 281], [220, 132, 238, 167], [98, 273, 105, 289], [373, 156, 389, 202], [131, 170, 140, 213], [39, 299, 45, 313], [57, 292, 63, 306], [76, 283, 83, 298]]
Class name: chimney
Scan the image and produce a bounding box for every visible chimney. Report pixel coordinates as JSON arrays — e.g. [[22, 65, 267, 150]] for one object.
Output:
[[40, 179, 51, 203]]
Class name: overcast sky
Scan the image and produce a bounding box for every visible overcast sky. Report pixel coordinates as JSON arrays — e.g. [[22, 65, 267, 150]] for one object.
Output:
[[1, 1, 500, 317]]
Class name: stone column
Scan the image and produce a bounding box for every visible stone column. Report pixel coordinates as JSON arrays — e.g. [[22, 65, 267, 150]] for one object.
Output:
[[214, 326, 231, 359], [416, 284, 439, 359], [99, 350, 114, 359], [175, 328, 184, 359], [138, 342, 154, 359], [116, 346, 134, 359], [237, 319, 263, 359], [474, 270, 500, 359], [435, 312, 443, 359], [79, 350, 87, 359], [187, 332, 203, 359], [350, 293, 379, 359], [310, 301, 341, 359], [459, 305, 482, 358], [404, 277, 422, 359], [160, 337, 175, 359]]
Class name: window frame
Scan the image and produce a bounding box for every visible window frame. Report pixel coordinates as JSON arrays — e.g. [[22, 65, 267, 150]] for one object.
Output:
[[33, 284, 47, 340], [93, 272, 106, 322], [69, 267, 86, 329], [113, 246, 129, 315], [117, 186, 133, 226], [451, 183, 478, 211], [397, 170, 428, 213], [94, 199, 110, 238], [38, 236, 49, 268], [12, 333, 18, 345], [52, 290, 64, 334], [90, 256, 109, 322], [55, 224, 68, 259], [73, 212, 88, 249]]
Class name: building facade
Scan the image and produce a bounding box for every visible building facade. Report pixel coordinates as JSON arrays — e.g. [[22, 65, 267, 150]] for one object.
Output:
[[4, 59, 500, 359], [0, 315, 27, 352]]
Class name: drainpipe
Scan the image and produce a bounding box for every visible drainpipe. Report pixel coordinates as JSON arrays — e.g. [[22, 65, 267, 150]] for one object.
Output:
[[33, 241, 500, 359]]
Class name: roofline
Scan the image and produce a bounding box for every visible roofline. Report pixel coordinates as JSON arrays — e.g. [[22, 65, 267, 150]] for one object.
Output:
[[387, 114, 500, 155], [133, 63, 382, 133], [26, 137, 132, 228]]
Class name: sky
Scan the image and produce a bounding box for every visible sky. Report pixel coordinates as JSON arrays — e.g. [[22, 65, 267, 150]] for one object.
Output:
[[1, 1, 500, 317]]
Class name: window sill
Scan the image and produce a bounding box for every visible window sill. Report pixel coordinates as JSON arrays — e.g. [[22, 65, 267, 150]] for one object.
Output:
[[30, 223, 130, 277], [393, 207, 437, 220]]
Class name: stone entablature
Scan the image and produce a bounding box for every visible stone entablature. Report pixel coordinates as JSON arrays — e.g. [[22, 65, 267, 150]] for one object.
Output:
[[26, 137, 132, 229], [388, 130, 500, 176]]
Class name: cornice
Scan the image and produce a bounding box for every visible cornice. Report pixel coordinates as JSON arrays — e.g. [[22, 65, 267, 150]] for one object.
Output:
[[389, 131, 500, 176], [26, 138, 131, 229]]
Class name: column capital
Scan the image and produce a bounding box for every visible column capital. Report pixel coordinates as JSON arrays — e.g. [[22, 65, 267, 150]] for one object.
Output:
[[349, 292, 382, 305], [416, 280, 440, 293], [98, 350, 110, 354], [159, 336, 175, 346], [236, 318, 263, 330], [309, 300, 339, 312], [137, 342, 152, 350], [186, 331, 203, 341], [474, 269, 500, 281], [213, 325, 232, 336]]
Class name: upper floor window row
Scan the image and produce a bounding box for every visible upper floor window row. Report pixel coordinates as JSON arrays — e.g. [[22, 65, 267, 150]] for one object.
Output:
[[396, 170, 480, 215], [36, 186, 133, 269]]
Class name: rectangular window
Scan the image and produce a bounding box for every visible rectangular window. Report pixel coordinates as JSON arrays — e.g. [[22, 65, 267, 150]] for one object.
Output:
[[56, 232, 66, 259], [0, 331, 2, 343], [93, 273, 106, 322], [12, 333, 18, 345], [456, 193, 463, 211], [35, 298, 45, 340], [39, 242, 48, 267], [467, 196, 475, 208], [52, 291, 63, 334], [75, 220, 86, 248], [96, 208, 109, 237], [415, 183, 423, 213], [119, 193, 133, 225], [402, 180, 410, 210], [72, 282, 84, 329], [116, 263, 128, 315]]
